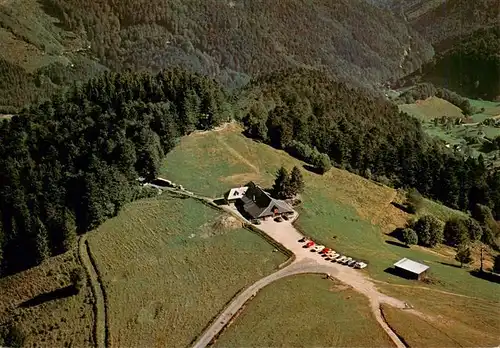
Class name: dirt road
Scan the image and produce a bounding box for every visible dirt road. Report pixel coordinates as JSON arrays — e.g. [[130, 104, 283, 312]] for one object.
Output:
[[191, 205, 407, 348], [192, 259, 337, 348], [78, 235, 107, 348], [155, 185, 407, 347]]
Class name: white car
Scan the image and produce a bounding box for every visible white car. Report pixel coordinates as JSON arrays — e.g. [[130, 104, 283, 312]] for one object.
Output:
[[355, 262, 367, 269], [329, 252, 340, 259], [336, 256, 347, 263], [342, 257, 353, 265], [312, 245, 325, 252]]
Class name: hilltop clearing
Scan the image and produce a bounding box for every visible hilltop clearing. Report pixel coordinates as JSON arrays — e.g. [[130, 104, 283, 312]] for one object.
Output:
[[162, 124, 499, 346], [162, 124, 499, 301]]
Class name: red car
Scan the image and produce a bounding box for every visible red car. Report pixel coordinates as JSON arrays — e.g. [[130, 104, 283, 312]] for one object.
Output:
[[320, 247, 331, 254], [305, 241, 315, 248]]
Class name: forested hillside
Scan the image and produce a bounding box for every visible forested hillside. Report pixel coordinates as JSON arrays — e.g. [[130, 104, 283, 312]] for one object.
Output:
[[390, 0, 499, 46], [0, 0, 434, 110], [237, 69, 500, 221], [396, 28, 500, 100], [0, 0, 107, 112], [0, 69, 231, 275]]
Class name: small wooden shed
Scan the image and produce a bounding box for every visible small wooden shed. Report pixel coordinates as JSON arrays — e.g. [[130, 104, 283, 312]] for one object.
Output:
[[393, 258, 429, 281]]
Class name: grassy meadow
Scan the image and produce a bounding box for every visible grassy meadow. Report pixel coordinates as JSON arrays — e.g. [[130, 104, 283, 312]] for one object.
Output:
[[380, 285, 500, 347], [398, 97, 464, 121], [0, 250, 94, 347], [87, 193, 286, 348], [161, 125, 500, 303], [214, 274, 395, 348], [400, 97, 500, 168]]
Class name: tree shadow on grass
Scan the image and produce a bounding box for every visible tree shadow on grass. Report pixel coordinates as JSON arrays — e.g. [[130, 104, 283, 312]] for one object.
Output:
[[385, 240, 410, 249], [19, 286, 77, 308], [302, 164, 322, 175], [438, 261, 462, 269], [390, 201, 414, 214], [470, 270, 500, 284]]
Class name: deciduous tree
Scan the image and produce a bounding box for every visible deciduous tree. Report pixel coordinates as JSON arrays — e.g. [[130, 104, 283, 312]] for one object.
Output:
[[413, 215, 443, 247], [401, 228, 418, 246], [455, 244, 473, 267]]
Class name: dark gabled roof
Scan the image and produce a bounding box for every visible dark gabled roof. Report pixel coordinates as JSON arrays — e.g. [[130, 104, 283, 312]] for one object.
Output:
[[241, 182, 294, 219]]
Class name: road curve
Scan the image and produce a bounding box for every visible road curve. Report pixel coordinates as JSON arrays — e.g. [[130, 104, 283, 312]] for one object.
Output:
[[192, 259, 337, 348], [151, 183, 407, 348], [78, 235, 107, 348]]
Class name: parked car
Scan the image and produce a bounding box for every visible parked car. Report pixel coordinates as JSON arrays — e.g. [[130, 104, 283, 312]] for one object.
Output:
[[347, 259, 357, 267], [312, 245, 325, 252], [336, 256, 347, 263], [282, 214, 289, 221], [342, 257, 353, 265], [320, 247, 331, 254], [330, 253, 340, 259], [305, 241, 315, 248], [354, 262, 367, 269], [251, 219, 261, 225], [274, 216, 283, 222]]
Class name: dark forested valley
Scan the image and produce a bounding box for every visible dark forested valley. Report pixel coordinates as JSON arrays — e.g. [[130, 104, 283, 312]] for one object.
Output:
[[0, 0, 434, 111]]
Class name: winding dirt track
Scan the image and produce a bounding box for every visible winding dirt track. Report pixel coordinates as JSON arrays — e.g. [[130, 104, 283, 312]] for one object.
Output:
[[150, 186, 408, 348], [78, 235, 107, 348], [86, 182, 409, 348]]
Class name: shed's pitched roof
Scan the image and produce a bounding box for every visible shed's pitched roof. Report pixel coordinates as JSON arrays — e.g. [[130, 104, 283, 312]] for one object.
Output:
[[241, 182, 294, 219], [393, 258, 429, 275]]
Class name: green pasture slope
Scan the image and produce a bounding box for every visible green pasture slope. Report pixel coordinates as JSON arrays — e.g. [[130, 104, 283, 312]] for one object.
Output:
[[87, 193, 286, 347], [161, 126, 499, 302]]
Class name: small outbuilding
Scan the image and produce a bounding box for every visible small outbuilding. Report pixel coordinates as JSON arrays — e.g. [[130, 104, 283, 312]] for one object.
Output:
[[224, 186, 249, 204], [393, 258, 429, 280]]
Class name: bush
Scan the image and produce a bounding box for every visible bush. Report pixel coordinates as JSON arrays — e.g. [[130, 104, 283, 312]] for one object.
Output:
[[0, 325, 25, 348], [413, 215, 444, 247], [405, 188, 423, 214], [465, 218, 483, 242], [286, 141, 331, 174], [401, 228, 418, 246], [443, 218, 470, 247], [472, 204, 494, 225], [455, 245, 473, 267], [70, 268, 86, 293]]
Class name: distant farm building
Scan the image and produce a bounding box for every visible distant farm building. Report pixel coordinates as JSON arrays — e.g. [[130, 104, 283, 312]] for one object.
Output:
[[393, 258, 429, 280], [225, 182, 294, 220]]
